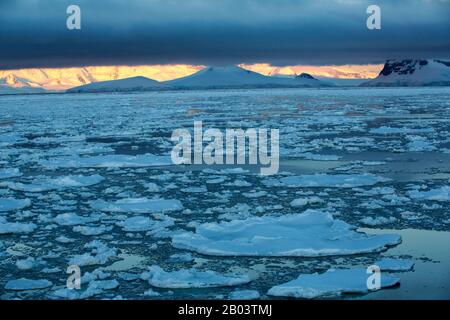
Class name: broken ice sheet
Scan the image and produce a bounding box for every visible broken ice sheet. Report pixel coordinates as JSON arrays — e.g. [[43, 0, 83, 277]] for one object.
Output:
[[91, 197, 183, 213], [264, 174, 389, 188], [267, 268, 399, 299], [172, 210, 401, 257], [375, 258, 415, 272]]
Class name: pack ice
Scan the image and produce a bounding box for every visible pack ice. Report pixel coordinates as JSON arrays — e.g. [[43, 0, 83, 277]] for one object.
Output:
[[267, 268, 400, 299], [141, 265, 251, 288], [172, 210, 401, 256], [264, 174, 389, 188]]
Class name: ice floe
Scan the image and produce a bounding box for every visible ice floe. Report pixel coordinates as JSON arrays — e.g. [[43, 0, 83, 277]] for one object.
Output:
[[375, 258, 414, 271], [0, 168, 22, 179], [0, 217, 36, 234], [5, 278, 53, 291], [172, 210, 401, 256], [141, 265, 252, 288], [40, 154, 171, 168], [116, 215, 174, 234], [408, 186, 450, 201], [229, 289, 260, 300], [264, 174, 389, 188], [2, 175, 104, 192], [0, 197, 31, 211], [267, 268, 399, 298]]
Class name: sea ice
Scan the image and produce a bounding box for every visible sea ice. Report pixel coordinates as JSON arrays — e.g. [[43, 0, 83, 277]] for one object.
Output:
[[264, 174, 389, 188], [229, 289, 260, 300], [408, 186, 450, 201], [267, 268, 400, 298], [91, 198, 183, 213], [172, 210, 401, 256], [40, 154, 171, 168], [0, 168, 22, 179], [375, 258, 415, 271], [0, 198, 31, 211], [141, 265, 252, 288], [5, 278, 53, 291], [116, 215, 174, 234], [0, 217, 36, 234]]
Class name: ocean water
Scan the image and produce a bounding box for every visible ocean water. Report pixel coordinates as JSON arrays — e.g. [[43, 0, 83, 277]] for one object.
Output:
[[0, 87, 449, 299]]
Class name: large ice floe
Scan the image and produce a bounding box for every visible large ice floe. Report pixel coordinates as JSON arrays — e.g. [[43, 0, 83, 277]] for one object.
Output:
[[91, 198, 183, 213], [263, 174, 389, 188], [5, 278, 53, 291], [267, 268, 400, 298], [141, 265, 252, 288], [40, 154, 171, 168], [172, 210, 401, 256]]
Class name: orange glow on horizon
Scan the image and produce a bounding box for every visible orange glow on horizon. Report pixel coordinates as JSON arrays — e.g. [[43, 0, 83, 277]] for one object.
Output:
[[0, 63, 383, 91]]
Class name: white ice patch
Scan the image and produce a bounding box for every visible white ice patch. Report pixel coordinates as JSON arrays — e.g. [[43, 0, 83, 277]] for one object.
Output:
[[229, 289, 260, 300], [172, 210, 401, 257], [40, 154, 171, 168], [54, 213, 102, 226], [0, 168, 22, 179], [0, 217, 36, 234], [264, 174, 388, 188], [408, 186, 450, 202], [359, 216, 397, 226], [2, 175, 104, 192], [141, 265, 251, 288], [375, 258, 415, 271], [116, 215, 174, 234], [91, 198, 183, 213], [290, 196, 323, 207], [68, 241, 117, 266], [0, 198, 31, 211], [5, 278, 53, 291], [268, 268, 399, 299]]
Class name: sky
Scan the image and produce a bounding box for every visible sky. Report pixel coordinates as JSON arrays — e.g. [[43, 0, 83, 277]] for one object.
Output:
[[0, 0, 449, 70]]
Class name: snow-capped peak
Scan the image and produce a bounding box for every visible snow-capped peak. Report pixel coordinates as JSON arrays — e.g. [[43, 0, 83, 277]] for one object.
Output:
[[361, 59, 450, 87]]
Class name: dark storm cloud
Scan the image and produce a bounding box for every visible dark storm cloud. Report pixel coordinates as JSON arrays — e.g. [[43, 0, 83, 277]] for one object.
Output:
[[0, 0, 449, 69]]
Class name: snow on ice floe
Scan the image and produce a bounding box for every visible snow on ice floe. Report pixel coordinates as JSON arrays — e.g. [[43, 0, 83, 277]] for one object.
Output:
[[2, 175, 104, 192], [141, 265, 252, 288], [0, 197, 31, 211], [5, 278, 53, 291], [408, 186, 450, 201], [375, 258, 414, 271], [91, 198, 183, 213], [172, 210, 401, 257], [40, 154, 171, 168], [0, 217, 36, 234], [267, 268, 399, 299], [264, 174, 389, 188], [359, 216, 397, 226], [0, 168, 22, 179]]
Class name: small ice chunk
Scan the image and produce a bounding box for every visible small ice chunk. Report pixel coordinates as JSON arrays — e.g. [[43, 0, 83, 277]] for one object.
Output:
[[172, 210, 401, 257], [267, 268, 399, 299], [290, 196, 323, 207], [116, 215, 174, 233], [5, 278, 53, 291], [141, 265, 251, 288], [265, 174, 389, 188], [375, 258, 414, 271], [0, 168, 22, 179], [0, 217, 36, 234], [144, 288, 161, 297], [359, 216, 397, 226], [16, 257, 36, 270], [408, 186, 450, 202], [229, 289, 260, 300], [54, 213, 101, 226]]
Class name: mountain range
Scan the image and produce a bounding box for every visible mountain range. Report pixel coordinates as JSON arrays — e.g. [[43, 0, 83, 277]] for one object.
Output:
[[1, 60, 449, 94]]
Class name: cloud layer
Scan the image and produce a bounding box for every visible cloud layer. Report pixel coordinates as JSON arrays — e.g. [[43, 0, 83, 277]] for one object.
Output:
[[0, 0, 449, 69]]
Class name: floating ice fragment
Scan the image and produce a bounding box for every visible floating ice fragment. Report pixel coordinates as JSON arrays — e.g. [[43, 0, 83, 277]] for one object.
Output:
[[0, 217, 36, 234], [141, 265, 251, 288], [229, 289, 260, 300], [172, 210, 401, 257], [5, 278, 53, 291], [0, 168, 22, 179], [40, 154, 171, 168], [91, 198, 183, 213], [408, 186, 450, 202], [375, 258, 414, 271], [0, 198, 31, 211], [264, 174, 389, 188]]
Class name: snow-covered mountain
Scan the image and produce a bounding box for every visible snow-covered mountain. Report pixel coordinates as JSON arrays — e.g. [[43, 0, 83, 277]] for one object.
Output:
[[67, 76, 162, 93], [165, 66, 328, 89], [361, 59, 450, 87]]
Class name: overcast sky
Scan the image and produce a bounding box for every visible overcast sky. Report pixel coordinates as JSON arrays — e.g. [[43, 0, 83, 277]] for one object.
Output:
[[0, 0, 449, 69]]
